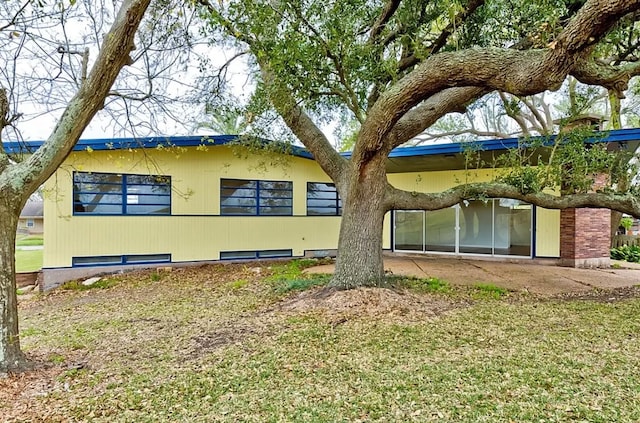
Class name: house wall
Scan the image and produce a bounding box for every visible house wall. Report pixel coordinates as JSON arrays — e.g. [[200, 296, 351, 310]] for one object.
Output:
[[42, 144, 560, 288], [43, 145, 352, 270], [17, 218, 44, 235], [386, 170, 560, 258]]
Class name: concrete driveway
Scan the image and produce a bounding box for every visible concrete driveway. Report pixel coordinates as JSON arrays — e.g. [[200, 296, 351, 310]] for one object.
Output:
[[307, 253, 640, 295]]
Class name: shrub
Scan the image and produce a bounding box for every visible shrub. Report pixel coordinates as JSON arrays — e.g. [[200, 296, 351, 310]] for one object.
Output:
[[610, 245, 640, 262]]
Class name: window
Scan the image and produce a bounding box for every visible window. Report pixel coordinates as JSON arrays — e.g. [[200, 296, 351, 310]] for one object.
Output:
[[220, 249, 293, 260], [26, 219, 34, 228], [72, 253, 171, 267], [307, 182, 341, 216], [220, 179, 292, 216], [73, 172, 171, 215]]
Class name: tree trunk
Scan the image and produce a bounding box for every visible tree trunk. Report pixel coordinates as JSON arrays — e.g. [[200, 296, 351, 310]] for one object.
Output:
[[0, 203, 27, 374], [330, 159, 388, 289], [609, 89, 623, 246]]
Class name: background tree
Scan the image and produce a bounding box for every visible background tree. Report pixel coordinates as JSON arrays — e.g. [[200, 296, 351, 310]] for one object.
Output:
[[198, 0, 640, 289], [0, 0, 154, 374]]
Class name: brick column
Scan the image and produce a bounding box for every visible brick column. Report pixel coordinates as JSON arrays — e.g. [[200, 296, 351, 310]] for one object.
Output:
[[560, 208, 611, 268], [559, 174, 611, 268]]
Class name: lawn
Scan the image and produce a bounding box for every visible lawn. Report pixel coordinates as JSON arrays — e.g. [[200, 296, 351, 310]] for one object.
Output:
[[16, 235, 44, 247], [3, 260, 640, 422], [15, 235, 44, 272], [15, 248, 43, 272]]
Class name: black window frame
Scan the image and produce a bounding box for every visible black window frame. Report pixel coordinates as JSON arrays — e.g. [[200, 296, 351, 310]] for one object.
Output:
[[73, 171, 171, 216], [307, 182, 341, 216], [220, 178, 293, 216]]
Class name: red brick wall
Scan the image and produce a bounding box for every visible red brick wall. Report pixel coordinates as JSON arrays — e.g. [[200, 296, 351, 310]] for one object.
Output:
[[560, 208, 611, 266], [559, 173, 611, 267]]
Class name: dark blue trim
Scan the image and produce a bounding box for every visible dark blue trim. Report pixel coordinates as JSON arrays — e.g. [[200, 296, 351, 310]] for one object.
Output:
[[342, 128, 640, 159], [3, 134, 315, 159], [71, 253, 172, 267], [220, 249, 293, 260]]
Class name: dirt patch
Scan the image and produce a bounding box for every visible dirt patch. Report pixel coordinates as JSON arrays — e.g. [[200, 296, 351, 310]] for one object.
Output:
[[16, 271, 39, 288], [279, 286, 466, 321], [552, 285, 640, 302], [189, 325, 260, 358], [0, 352, 78, 423]]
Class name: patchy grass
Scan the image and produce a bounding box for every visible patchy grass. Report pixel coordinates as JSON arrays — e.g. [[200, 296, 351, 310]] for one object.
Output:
[[471, 282, 509, 299], [266, 258, 332, 293], [59, 278, 120, 291], [15, 248, 43, 272], [393, 275, 453, 294], [4, 262, 640, 422], [273, 274, 331, 293]]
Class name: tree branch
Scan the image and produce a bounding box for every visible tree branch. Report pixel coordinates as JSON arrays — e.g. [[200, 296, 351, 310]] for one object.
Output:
[[428, 0, 485, 56], [0, 0, 151, 195], [419, 127, 515, 141], [572, 59, 640, 97], [385, 182, 640, 217], [259, 65, 347, 183], [0, 0, 30, 32], [386, 87, 487, 148], [359, 0, 640, 153], [292, 9, 365, 123], [369, 0, 402, 42]]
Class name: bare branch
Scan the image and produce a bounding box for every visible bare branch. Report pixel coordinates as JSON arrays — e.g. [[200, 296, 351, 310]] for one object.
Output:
[[419, 128, 515, 141], [0, 0, 30, 32], [2, 0, 152, 195]]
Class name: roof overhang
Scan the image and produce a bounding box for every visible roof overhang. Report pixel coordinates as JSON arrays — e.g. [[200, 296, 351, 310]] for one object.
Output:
[[4, 128, 640, 174], [382, 128, 640, 173]]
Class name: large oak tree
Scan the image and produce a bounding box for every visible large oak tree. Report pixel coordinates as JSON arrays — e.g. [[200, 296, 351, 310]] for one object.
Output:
[[0, 0, 152, 374], [198, 0, 640, 289]]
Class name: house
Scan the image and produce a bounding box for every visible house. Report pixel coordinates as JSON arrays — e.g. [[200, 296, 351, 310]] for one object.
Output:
[[4, 129, 640, 290], [18, 199, 44, 235]]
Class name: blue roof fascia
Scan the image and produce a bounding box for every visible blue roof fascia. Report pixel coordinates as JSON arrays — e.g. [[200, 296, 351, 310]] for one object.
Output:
[[385, 128, 640, 158], [2, 134, 315, 159], [4, 128, 639, 161]]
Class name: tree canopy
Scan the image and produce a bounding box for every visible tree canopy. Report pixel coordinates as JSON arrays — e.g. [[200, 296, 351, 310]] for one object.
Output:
[[197, 0, 640, 288]]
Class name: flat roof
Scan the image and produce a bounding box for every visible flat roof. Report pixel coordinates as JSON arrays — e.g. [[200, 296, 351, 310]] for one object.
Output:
[[4, 128, 640, 173]]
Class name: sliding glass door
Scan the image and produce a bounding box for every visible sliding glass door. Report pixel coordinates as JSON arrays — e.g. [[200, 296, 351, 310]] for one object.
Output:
[[394, 211, 424, 251], [393, 200, 532, 257]]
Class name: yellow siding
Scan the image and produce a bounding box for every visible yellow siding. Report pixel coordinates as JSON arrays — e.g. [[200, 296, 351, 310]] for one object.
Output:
[[43, 216, 341, 267], [43, 145, 561, 268], [535, 207, 560, 257], [43, 145, 338, 267]]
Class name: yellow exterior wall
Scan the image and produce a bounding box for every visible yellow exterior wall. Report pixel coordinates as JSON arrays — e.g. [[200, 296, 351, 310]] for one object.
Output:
[[43, 145, 340, 267], [535, 207, 560, 257], [386, 169, 560, 257], [43, 145, 560, 268]]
